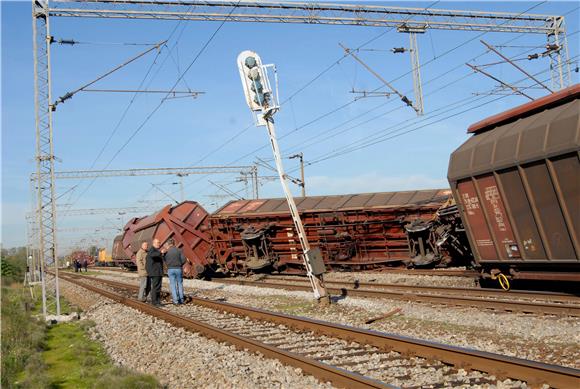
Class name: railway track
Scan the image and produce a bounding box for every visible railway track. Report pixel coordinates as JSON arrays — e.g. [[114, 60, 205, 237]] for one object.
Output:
[[212, 277, 580, 317], [60, 272, 579, 388], [255, 275, 579, 303], [91, 267, 478, 278]]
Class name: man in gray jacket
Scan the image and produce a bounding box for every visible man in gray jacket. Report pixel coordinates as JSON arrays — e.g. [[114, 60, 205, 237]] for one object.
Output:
[[136, 241, 150, 302], [164, 238, 186, 305]]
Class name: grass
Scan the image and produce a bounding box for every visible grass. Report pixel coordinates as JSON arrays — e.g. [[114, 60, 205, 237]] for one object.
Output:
[[34, 321, 160, 389], [2, 250, 161, 389], [1, 285, 47, 389]]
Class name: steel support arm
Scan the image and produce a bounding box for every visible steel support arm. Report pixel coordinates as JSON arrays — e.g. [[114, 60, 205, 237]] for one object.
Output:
[[49, 0, 561, 34]]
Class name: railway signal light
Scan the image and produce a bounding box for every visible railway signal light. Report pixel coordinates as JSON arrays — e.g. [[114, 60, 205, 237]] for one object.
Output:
[[236, 50, 330, 305], [237, 50, 279, 125]]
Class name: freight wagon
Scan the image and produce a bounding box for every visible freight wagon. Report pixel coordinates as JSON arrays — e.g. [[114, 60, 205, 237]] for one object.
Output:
[[111, 84, 579, 283], [112, 190, 471, 277], [208, 190, 470, 274], [122, 201, 212, 278], [448, 84, 579, 282], [111, 234, 134, 269]]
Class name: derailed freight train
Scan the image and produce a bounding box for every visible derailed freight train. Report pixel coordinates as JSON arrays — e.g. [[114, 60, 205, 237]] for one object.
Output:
[[208, 190, 470, 274], [111, 190, 470, 277], [112, 84, 579, 282]]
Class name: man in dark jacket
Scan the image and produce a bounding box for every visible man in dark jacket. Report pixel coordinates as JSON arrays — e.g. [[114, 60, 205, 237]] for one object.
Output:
[[146, 238, 164, 306], [163, 239, 186, 305]]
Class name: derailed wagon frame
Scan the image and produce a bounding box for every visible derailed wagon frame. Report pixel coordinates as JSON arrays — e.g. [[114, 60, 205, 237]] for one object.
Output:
[[208, 190, 471, 274]]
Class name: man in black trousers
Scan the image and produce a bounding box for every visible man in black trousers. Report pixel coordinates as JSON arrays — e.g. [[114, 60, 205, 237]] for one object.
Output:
[[146, 238, 164, 307]]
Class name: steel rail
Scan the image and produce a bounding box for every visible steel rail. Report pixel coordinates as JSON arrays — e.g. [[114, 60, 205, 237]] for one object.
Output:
[[261, 275, 580, 304], [62, 273, 580, 388], [59, 273, 391, 389], [368, 268, 478, 277], [213, 279, 580, 317]]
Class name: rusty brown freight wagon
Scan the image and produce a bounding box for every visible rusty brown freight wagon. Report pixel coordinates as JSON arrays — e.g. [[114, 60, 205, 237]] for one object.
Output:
[[208, 190, 470, 274], [111, 234, 133, 268], [125, 201, 212, 278], [448, 84, 580, 282]]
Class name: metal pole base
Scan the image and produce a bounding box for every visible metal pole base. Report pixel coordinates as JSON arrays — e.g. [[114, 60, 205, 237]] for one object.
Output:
[[318, 295, 331, 307]]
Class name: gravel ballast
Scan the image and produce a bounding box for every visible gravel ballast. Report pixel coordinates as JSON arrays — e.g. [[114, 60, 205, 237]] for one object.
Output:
[[89, 270, 580, 369], [59, 279, 334, 389]]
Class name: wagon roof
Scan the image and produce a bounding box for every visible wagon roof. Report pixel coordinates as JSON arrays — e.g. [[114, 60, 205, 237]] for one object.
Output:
[[467, 84, 580, 135], [449, 88, 579, 182], [212, 189, 451, 217]]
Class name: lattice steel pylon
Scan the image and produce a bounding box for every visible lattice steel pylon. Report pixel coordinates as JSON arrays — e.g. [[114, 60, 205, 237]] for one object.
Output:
[[546, 16, 572, 90], [33, 0, 60, 317]]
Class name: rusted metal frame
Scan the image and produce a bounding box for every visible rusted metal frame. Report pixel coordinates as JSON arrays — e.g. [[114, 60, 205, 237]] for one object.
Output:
[[545, 156, 580, 258], [179, 202, 208, 233], [215, 279, 580, 316], [161, 214, 206, 268], [166, 213, 211, 243], [471, 176, 503, 260], [517, 164, 552, 259], [170, 204, 197, 246], [61, 274, 391, 389], [73, 274, 580, 388]]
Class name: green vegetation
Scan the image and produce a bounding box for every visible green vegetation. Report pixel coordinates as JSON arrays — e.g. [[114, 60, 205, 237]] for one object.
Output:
[[1, 247, 27, 284], [1, 285, 47, 388], [2, 247, 161, 389], [33, 321, 160, 389]]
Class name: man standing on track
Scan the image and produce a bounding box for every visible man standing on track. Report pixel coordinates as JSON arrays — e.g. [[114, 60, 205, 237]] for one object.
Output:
[[163, 239, 186, 305], [146, 238, 164, 307], [136, 241, 150, 302]]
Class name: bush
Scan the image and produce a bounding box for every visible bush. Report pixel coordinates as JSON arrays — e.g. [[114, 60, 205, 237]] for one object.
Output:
[[1, 247, 27, 285], [1, 286, 46, 388]]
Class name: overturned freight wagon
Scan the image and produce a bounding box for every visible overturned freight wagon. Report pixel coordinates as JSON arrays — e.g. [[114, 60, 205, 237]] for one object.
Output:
[[123, 201, 213, 278], [448, 84, 580, 282], [112, 234, 133, 268], [208, 190, 471, 274]]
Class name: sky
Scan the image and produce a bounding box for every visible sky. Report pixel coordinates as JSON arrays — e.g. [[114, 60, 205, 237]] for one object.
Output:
[[1, 0, 579, 251]]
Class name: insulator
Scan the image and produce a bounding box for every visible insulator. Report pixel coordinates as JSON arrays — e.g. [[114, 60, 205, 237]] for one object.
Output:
[[58, 39, 77, 45], [401, 96, 412, 106], [545, 43, 559, 51], [527, 53, 539, 60], [392, 47, 406, 54]]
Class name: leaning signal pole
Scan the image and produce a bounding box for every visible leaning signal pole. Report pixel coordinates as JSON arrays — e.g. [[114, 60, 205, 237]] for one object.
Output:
[[32, 0, 60, 317], [237, 51, 330, 305]]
